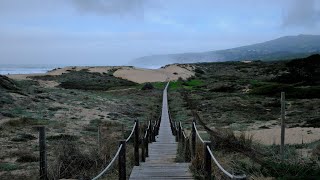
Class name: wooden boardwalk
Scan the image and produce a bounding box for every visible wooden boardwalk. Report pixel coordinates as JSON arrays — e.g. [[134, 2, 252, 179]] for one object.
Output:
[[129, 83, 193, 180]]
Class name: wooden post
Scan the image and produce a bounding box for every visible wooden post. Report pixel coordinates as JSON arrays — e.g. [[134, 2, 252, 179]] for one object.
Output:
[[184, 138, 191, 162], [134, 120, 140, 166], [39, 126, 47, 180], [98, 125, 101, 152], [175, 122, 178, 141], [156, 124, 159, 136], [119, 140, 126, 180], [175, 123, 179, 142], [157, 116, 161, 135], [141, 138, 146, 162], [178, 123, 182, 142], [191, 121, 196, 158], [204, 141, 212, 180], [152, 126, 156, 142], [280, 92, 286, 160], [148, 120, 152, 143], [121, 124, 125, 139], [181, 133, 185, 148], [145, 138, 149, 157]]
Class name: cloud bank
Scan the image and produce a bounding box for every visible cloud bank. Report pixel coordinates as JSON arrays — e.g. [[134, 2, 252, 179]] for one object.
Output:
[[70, 0, 148, 17], [282, 0, 320, 27]]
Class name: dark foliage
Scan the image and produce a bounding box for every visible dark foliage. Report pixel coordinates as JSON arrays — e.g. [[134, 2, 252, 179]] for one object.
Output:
[[16, 154, 38, 162], [30, 70, 137, 91], [141, 82, 154, 90], [274, 54, 320, 85], [11, 133, 36, 142], [0, 75, 20, 91], [47, 134, 79, 141]]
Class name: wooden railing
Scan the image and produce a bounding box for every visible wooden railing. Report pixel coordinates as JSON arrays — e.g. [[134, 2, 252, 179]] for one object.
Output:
[[168, 110, 247, 180], [37, 115, 161, 180], [91, 116, 161, 180]]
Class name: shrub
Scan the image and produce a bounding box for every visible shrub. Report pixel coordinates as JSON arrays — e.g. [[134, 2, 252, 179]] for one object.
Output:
[[141, 83, 154, 90], [11, 133, 36, 142], [16, 154, 38, 162], [273, 54, 320, 85], [249, 83, 292, 96], [0, 163, 19, 171], [50, 141, 101, 179], [4, 117, 48, 127], [30, 71, 137, 91], [47, 134, 79, 141], [194, 67, 205, 75]]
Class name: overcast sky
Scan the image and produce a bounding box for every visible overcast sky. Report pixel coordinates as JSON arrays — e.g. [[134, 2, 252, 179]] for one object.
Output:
[[0, 0, 319, 65]]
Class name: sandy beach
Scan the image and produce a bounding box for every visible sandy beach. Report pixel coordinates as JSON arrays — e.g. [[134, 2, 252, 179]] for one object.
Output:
[[7, 64, 195, 84]]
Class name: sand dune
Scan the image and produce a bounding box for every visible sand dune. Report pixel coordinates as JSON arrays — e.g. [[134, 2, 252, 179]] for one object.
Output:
[[7, 64, 195, 84], [114, 64, 194, 83]]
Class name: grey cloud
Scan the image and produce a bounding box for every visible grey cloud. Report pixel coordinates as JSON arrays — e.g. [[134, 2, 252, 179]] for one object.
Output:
[[282, 0, 320, 27], [70, 0, 148, 17]]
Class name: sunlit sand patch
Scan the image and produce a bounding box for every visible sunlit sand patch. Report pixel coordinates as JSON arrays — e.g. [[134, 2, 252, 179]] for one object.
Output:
[[240, 127, 320, 145], [114, 64, 195, 83]]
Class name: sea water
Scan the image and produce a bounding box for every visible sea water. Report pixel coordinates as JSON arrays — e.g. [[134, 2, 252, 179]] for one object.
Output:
[[0, 65, 61, 75]]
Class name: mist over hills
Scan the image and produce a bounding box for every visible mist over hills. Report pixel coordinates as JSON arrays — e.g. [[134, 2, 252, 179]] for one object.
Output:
[[131, 34, 320, 68]]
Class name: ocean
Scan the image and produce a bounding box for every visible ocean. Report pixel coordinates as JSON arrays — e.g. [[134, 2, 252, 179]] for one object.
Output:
[[0, 65, 61, 75], [0, 64, 161, 75]]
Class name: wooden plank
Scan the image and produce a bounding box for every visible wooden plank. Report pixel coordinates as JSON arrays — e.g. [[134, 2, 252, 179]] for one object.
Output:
[[129, 83, 193, 180]]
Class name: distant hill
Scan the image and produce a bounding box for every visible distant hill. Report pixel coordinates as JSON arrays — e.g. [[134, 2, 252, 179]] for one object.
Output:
[[130, 34, 320, 67]]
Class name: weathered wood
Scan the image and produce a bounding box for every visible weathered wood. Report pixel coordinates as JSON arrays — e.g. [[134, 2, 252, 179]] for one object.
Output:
[[204, 141, 212, 180], [39, 126, 47, 180], [145, 137, 149, 157], [184, 138, 191, 162], [141, 138, 146, 162], [280, 92, 286, 160], [129, 83, 193, 180], [98, 125, 101, 152], [119, 140, 126, 180], [191, 121, 196, 158], [148, 120, 152, 143], [175, 122, 179, 142], [134, 120, 139, 166], [121, 124, 125, 139]]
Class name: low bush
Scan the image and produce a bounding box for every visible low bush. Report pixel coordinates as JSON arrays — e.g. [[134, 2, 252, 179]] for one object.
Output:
[[47, 134, 79, 141], [16, 154, 38, 162], [30, 70, 137, 91], [11, 133, 36, 142], [250, 84, 320, 98], [4, 117, 48, 127], [0, 163, 19, 171], [141, 82, 154, 90]]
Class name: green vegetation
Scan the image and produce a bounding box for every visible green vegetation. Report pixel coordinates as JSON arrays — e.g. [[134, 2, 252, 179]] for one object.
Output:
[[4, 117, 48, 127], [16, 154, 38, 163], [47, 134, 79, 141], [0, 163, 19, 171], [168, 55, 320, 179], [1, 69, 162, 180], [11, 133, 36, 142], [30, 70, 137, 90]]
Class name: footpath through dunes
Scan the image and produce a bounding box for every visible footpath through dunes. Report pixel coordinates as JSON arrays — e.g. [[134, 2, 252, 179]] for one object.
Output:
[[129, 83, 193, 180]]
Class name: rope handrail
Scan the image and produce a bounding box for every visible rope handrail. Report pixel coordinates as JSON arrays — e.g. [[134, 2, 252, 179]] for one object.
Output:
[[147, 121, 151, 129], [144, 129, 148, 139], [193, 122, 205, 143], [125, 122, 137, 142], [179, 122, 187, 139], [92, 144, 123, 180], [206, 146, 246, 179], [182, 131, 186, 139], [144, 120, 152, 139]]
